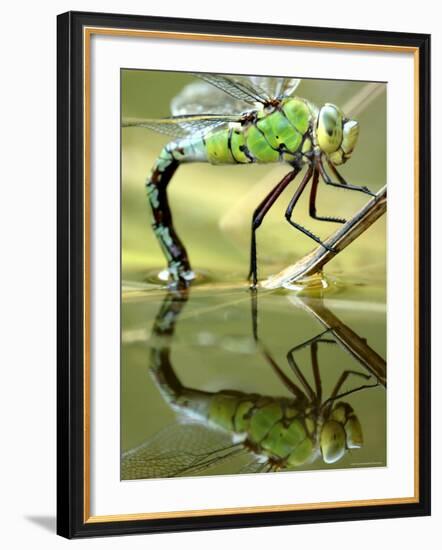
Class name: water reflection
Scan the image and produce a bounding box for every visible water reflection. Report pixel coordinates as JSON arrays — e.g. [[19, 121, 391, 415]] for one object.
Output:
[[121, 289, 386, 480]]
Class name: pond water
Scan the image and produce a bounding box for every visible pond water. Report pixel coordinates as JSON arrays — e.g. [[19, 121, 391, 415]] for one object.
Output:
[[121, 277, 386, 478]]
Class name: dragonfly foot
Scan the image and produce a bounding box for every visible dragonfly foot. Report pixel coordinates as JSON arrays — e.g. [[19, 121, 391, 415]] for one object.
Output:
[[362, 186, 376, 197], [247, 268, 259, 288], [321, 242, 337, 253], [167, 265, 195, 289]]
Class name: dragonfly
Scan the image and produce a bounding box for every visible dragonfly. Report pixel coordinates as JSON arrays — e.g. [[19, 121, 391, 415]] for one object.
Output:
[[123, 73, 376, 289], [121, 291, 380, 480]]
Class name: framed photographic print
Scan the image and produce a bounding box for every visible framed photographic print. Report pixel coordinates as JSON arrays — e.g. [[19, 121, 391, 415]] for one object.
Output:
[[57, 11, 431, 538]]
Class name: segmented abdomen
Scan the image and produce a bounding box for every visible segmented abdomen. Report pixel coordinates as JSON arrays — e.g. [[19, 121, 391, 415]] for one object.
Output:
[[208, 391, 316, 467], [205, 97, 313, 166]]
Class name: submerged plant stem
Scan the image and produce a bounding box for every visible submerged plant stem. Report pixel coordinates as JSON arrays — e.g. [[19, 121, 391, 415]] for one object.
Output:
[[263, 185, 387, 289]]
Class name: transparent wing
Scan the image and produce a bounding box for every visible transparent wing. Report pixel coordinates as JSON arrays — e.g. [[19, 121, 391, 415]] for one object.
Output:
[[194, 73, 271, 105], [121, 422, 248, 480], [123, 74, 302, 139], [244, 76, 301, 99], [122, 113, 244, 139], [238, 457, 271, 474], [171, 81, 253, 117], [197, 74, 302, 102], [171, 74, 302, 118]]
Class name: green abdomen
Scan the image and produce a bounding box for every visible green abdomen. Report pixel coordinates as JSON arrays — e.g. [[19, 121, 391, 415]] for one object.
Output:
[[205, 127, 250, 164]]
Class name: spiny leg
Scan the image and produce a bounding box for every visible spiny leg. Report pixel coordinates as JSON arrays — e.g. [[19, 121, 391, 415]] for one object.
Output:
[[147, 155, 192, 288], [284, 166, 335, 252], [286, 329, 335, 355], [287, 332, 378, 410], [286, 350, 316, 402], [286, 334, 337, 403], [319, 158, 375, 197], [265, 350, 308, 400], [309, 167, 346, 224], [329, 370, 374, 401], [248, 167, 301, 288], [321, 370, 378, 414]]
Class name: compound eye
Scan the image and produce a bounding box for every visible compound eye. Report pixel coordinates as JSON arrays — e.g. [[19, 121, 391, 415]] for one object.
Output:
[[341, 119, 360, 155], [317, 104, 343, 154], [344, 414, 364, 449], [320, 420, 346, 464]]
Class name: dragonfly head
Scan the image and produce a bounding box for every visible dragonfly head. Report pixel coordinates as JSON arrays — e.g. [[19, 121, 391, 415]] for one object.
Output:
[[316, 103, 360, 165], [319, 402, 363, 464]]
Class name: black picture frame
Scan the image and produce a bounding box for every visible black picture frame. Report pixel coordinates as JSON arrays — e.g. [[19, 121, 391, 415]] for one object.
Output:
[[57, 10, 431, 539]]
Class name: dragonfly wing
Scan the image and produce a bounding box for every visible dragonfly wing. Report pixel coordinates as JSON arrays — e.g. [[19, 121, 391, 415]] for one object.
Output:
[[245, 76, 301, 99], [238, 457, 271, 474], [167, 74, 302, 126], [121, 421, 248, 480], [171, 81, 253, 117], [124, 74, 302, 139], [192, 73, 301, 104], [194, 73, 271, 105], [122, 113, 245, 139]]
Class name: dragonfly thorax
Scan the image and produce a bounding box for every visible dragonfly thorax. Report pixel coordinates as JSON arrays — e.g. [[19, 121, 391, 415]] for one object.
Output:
[[316, 103, 360, 166]]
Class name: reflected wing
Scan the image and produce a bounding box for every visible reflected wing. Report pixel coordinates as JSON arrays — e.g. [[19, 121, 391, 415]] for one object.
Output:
[[239, 457, 272, 474], [122, 113, 244, 139], [121, 422, 247, 480]]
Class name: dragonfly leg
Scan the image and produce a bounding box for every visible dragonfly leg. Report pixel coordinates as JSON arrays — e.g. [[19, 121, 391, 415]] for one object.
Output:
[[329, 370, 373, 401], [284, 167, 336, 252], [263, 346, 307, 400], [321, 370, 378, 415], [286, 334, 336, 403], [286, 351, 316, 402], [248, 167, 301, 288], [286, 329, 335, 355], [147, 154, 193, 287], [251, 289, 259, 342], [309, 167, 347, 224], [251, 293, 308, 400], [319, 158, 376, 197], [311, 341, 323, 404]]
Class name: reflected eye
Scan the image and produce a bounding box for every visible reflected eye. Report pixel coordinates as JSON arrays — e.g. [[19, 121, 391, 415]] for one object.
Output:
[[344, 414, 364, 449], [320, 420, 346, 464], [316, 104, 343, 154]]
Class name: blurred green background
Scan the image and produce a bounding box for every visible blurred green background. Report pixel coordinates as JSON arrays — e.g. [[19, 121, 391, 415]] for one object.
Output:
[[121, 70, 387, 479]]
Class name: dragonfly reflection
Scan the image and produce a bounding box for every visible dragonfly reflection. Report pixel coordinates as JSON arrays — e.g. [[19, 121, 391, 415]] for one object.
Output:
[[122, 291, 384, 480]]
